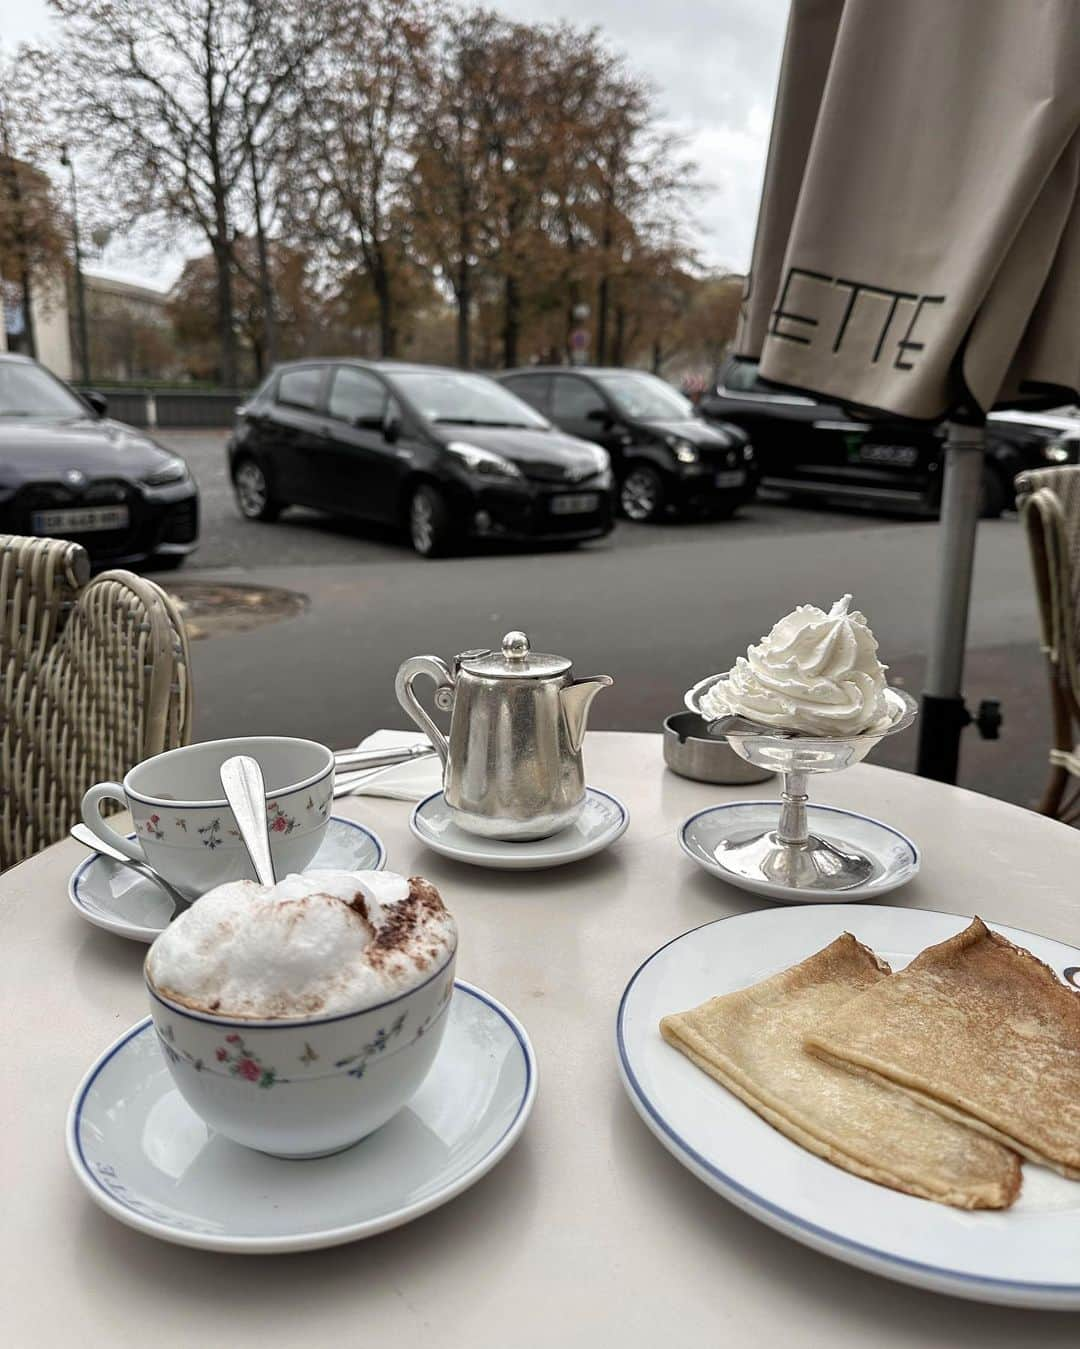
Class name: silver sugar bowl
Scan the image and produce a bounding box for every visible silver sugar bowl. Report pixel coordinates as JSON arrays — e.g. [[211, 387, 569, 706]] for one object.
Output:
[[396, 631, 613, 840]]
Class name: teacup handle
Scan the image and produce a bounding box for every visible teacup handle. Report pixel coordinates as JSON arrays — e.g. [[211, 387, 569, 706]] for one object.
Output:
[[81, 782, 147, 863], [394, 656, 453, 767]]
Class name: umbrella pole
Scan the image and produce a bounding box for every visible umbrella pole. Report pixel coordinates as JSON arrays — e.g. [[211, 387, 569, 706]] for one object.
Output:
[[916, 419, 986, 783]]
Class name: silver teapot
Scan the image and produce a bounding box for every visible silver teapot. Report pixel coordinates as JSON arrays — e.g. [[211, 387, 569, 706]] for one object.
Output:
[[395, 631, 613, 840]]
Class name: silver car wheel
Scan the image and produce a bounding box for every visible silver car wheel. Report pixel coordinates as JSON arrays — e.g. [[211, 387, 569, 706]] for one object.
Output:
[[235, 461, 268, 518], [410, 492, 435, 554], [621, 467, 661, 522]]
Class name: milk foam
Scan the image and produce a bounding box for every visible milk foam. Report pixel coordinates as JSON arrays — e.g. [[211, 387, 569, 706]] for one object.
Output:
[[145, 870, 457, 1019]]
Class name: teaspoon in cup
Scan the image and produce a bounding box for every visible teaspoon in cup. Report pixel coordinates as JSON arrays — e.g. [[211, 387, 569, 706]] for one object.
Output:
[[69, 823, 192, 915], [219, 754, 277, 886]]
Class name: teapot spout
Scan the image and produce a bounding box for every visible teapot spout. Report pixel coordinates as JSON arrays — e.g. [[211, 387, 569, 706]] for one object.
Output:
[[560, 675, 614, 753]]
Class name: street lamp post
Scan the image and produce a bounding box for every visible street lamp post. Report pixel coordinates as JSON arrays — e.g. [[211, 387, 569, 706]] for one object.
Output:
[[59, 144, 90, 384]]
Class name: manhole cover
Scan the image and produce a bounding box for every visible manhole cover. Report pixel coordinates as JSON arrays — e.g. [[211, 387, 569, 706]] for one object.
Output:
[[163, 582, 308, 640]]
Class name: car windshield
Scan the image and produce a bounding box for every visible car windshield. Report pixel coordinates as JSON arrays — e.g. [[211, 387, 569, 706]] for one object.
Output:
[[393, 371, 549, 428], [594, 372, 694, 421], [0, 361, 87, 418]]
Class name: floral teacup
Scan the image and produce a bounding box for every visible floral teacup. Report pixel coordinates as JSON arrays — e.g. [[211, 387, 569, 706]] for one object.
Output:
[[81, 736, 334, 899], [146, 947, 457, 1157]]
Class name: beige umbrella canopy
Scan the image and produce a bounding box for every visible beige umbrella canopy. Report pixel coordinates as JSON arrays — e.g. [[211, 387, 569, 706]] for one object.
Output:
[[737, 0, 1080, 781], [740, 0, 1080, 420]]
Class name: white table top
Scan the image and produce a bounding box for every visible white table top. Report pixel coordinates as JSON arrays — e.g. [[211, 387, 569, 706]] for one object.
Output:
[[3, 732, 1080, 1345]]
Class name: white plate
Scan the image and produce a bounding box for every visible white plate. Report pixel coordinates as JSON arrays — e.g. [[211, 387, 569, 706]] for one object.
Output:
[[617, 904, 1080, 1308], [68, 816, 386, 943], [410, 787, 629, 870], [67, 980, 536, 1253], [679, 802, 919, 902]]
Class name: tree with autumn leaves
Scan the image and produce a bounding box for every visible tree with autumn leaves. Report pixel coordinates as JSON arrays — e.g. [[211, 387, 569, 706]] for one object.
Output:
[[26, 0, 738, 383], [0, 48, 69, 361]]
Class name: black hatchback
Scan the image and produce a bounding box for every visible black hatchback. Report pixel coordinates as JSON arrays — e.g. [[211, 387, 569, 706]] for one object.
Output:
[[0, 353, 198, 569], [227, 360, 614, 556], [497, 366, 758, 521], [699, 356, 1080, 517]]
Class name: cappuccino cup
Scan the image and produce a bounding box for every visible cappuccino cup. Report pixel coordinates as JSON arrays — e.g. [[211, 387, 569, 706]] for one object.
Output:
[[144, 871, 458, 1157], [81, 736, 334, 899]]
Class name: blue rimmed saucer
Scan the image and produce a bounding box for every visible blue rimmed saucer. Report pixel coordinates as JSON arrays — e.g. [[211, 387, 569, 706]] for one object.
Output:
[[410, 786, 628, 870], [679, 801, 918, 903], [68, 816, 385, 943], [66, 980, 536, 1253]]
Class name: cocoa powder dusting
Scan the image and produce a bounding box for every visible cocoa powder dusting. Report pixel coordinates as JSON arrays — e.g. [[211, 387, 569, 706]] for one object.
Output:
[[365, 877, 447, 970]]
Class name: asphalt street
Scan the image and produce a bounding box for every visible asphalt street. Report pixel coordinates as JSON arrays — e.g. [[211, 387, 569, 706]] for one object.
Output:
[[151, 430, 1051, 812]]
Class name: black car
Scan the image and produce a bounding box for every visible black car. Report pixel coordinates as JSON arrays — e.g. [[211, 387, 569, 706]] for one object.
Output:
[[0, 354, 198, 568], [496, 366, 757, 522], [227, 360, 614, 556], [699, 357, 1080, 517]]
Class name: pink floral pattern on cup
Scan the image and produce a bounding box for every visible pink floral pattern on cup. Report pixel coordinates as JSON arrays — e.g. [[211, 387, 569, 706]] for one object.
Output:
[[132, 788, 330, 847], [268, 801, 299, 834], [215, 1032, 277, 1088]]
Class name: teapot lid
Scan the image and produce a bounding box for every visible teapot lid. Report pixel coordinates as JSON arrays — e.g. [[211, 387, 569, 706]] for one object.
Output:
[[457, 631, 571, 679]]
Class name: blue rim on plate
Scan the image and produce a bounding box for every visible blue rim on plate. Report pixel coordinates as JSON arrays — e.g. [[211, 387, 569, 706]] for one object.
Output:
[[679, 801, 920, 897], [615, 908, 1080, 1305], [66, 980, 537, 1252], [68, 816, 386, 942]]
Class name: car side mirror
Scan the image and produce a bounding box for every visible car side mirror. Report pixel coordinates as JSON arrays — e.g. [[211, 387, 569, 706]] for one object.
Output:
[[382, 412, 402, 444], [586, 407, 613, 428], [82, 390, 107, 417]]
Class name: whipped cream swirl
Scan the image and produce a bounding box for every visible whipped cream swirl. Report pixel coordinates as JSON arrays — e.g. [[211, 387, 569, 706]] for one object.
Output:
[[698, 595, 893, 736]]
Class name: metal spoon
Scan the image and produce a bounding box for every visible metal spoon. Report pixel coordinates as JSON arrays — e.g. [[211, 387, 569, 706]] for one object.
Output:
[[333, 743, 436, 772], [69, 823, 192, 914], [219, 754, 276, 886]]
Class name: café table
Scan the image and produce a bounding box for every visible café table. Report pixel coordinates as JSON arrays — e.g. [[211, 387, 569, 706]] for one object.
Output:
[[3, 731, 1079, 1347]]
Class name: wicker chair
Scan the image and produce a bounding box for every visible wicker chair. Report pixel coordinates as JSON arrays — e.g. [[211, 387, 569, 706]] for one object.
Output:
[[1016, 465, 1080, 822], [0, 534, 193, 870]]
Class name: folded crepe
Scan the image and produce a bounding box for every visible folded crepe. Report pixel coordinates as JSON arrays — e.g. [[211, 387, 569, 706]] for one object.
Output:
[[805, 918, 1080, 1178], [659, 934, 1020, 1209]]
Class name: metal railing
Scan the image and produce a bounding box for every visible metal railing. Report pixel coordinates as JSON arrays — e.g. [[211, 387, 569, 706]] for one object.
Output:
[[74, 388, 249, 429]]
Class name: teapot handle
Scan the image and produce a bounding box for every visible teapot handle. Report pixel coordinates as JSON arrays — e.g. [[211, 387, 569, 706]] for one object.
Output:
[[394, 656, 454, 767]]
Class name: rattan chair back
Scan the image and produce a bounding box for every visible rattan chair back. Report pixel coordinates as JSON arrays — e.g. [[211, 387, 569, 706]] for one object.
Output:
[[1, 534, 192, 869], [1016, 465, 1080, 818]]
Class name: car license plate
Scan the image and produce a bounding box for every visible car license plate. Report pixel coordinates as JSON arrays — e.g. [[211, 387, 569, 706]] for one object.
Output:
[[31, 506, 130, 535], [855, 444, 919, 467], [550, 493, 599, 515], [714, 470, 746, 489]]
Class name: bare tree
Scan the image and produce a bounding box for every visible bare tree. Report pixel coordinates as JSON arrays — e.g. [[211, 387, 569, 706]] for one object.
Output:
[[409, 8, 510, 368], [286, 0, 432, 360], [49, 0, 324, 385], [0, 46, 66, 360]]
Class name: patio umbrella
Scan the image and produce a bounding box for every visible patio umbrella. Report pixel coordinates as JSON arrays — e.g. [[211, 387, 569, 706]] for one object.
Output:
[[737, 0, 1080, 782]]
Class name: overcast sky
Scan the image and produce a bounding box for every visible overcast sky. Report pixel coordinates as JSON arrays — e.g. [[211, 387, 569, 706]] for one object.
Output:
[[6, 0, 789, 291]]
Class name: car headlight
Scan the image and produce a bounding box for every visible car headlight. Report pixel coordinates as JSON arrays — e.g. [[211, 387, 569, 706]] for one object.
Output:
[[666, 436, 699, 464], [585, 445, 610, 476], [142, 455, 190, 486], [1043, 441, 1072, 464], [743, 443, 755, 461], [446, 441, 523, 479]]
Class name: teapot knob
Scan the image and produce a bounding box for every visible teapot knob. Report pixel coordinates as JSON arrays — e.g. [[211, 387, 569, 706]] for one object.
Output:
[[502, 631, 530, 662]]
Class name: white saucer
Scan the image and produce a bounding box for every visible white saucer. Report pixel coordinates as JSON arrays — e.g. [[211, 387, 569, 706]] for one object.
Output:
[[679, 801, 919, 902], [618, 905, 1080, 1308], [410, 787, 629, 870], [68, 816, 386, 943], [67, 980, 536, 1253]]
